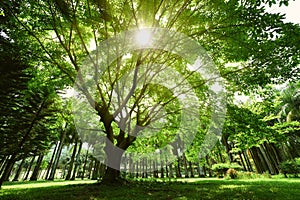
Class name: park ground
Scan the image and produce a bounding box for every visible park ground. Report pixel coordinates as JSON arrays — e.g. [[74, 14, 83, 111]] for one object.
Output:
[[0, 177, 300, 200]]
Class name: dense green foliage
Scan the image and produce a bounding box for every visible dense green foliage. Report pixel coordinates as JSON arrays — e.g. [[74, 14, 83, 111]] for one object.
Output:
[[280, 158, 300, 177], [0, 0, 299, 189]]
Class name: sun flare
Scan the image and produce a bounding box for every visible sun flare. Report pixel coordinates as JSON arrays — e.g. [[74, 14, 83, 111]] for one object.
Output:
[[135, 29, 152, 47]]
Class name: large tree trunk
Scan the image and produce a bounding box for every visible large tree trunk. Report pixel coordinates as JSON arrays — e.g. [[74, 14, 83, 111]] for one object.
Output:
[[0, 156, 16, 188], [101, 141, 125, 184], [249, 149, 260, 173], [262, 142, 279, 174], [30, 155, 44, 181], [259, 145, 275, 174], [238, 152, 247, 171], [101, 158, 122, 183], [249, 147, 270, 173], [0, 156, 8, 175], [243, 150, 253, 171]]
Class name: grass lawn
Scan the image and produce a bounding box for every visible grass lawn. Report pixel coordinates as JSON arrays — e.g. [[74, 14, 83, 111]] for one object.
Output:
[[0, 178, 300, 199]]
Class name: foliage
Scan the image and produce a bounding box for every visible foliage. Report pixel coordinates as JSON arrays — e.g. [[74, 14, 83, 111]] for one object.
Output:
[[272, 121, 300, 141], [222, 104, 275, 151], [279, 158, 300, 177], [212, 163, 242, 177], [226, 168, 238, 179], [0, 36, 62, 162], [281, 83, 300, 121], [236, 171, 258, 179]]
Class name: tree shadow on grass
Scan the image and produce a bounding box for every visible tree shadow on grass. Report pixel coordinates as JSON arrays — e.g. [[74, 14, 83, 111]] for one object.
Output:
[[0, 179, 300, 200]]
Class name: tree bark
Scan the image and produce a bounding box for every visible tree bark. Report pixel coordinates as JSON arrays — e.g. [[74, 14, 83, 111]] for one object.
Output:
[[182, 154, 189, 178], [222, 134, 233, 162], [23, 156, 35, 181], [81, 145, 90, 180], [13, 158, 25, 181], [175, 159, 182, 178], [238, 152, 247, 171], [65, 139, 78, 180], [101, 151, 123, 183], [0, 156, 8, 175], [259, 144, 276, 174], [71, 141, 82, 180], [135, 161, 139, 178], [101, 137, 127, 184], [262, 143, 279, 174], [165, 159, 168, 178], [243, 150, 253, 171], [160, 160, 164, 178], [168, 163, 174, 178], [87, 159, 93, 179], [30, 155, 44, 181], [0, 156, 16, 188], [48, 130, 66, 180], [144, 158, 148, 178], [153, 161, 159, 178], [216, 142, 225, 163], [45, 142, 58, 179], [91, 160, 99, 180], [189, 161, 194, 178], [205, 155, 212, 177]]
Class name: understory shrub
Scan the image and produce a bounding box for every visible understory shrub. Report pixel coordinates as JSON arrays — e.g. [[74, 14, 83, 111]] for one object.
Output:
[[261, 172, 272, 179], [279, 158, 300, 178], [236, 171, 256, 179], [226, 168, 238, 179], [212, 163, 242, 178]]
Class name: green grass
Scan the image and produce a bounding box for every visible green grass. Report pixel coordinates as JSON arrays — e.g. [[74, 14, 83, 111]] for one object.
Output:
[[0, 178, 300, 199]]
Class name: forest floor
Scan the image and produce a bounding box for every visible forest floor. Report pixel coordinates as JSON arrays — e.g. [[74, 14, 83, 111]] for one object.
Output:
[[0, 177, 300, 199]]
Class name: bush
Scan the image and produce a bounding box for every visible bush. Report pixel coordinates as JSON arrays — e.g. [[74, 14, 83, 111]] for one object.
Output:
[[237, 171, 255, 179], [236, 171, 273, 179], [212, 163, 242, 178], [226, 168, 238, 179], [279, 159, 300, 178], [261, 172, 272, 179]]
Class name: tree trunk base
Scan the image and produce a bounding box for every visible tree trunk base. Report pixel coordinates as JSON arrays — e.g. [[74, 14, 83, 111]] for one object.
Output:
[[99, 167, 128, 185], [99, 176, 129, 186]]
